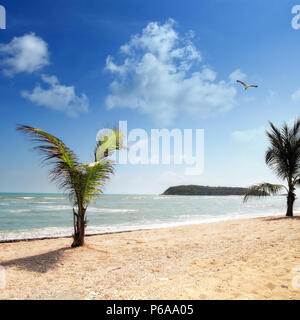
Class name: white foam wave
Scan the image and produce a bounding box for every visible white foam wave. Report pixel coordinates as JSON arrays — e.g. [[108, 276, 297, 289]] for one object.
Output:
[[8, 209, 31, 213], [122, 196, 151, 200], [39, 205, 72, 211], [36, 201, 53, 204], [42, 197, 66, 200], [0, 227, 73, 241], [88, 207, 137, 213]]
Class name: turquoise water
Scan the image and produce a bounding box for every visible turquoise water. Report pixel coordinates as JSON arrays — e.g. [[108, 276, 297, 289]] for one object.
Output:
[[0, 193, 293, 241]]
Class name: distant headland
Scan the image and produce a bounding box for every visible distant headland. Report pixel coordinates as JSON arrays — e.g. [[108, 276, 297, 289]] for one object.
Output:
[[162, 185, 267, 196]]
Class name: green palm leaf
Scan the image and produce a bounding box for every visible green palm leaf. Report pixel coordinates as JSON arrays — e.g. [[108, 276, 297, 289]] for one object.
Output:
[[16, 125, 79, 197], [265, 119, 300, 181], [95, 127, 124, 162], [243, 183, 286, 203], [80, 162, 114, 205]]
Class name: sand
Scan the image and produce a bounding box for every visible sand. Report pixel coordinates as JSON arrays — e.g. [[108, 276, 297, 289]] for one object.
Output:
[[0, 215, 300, 300]]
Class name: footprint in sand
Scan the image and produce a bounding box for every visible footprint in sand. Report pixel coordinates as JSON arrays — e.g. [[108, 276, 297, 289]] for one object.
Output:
[[266, 282, 276, 290]]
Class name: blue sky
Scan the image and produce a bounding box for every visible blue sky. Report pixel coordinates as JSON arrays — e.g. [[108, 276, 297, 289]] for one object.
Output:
[[0, 0, 299, 194]]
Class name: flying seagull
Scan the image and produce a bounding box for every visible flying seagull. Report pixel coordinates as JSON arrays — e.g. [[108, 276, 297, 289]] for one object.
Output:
[[236, 80, 258, 91]]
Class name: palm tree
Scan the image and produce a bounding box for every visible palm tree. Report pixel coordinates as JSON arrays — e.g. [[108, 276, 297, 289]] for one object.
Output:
[[244, 119, 300, 217], [17, 125, 122, 247]]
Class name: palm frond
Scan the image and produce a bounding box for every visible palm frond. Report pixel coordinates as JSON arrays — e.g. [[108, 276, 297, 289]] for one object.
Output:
[[292, 117, 300, 137], [16, 125, 79, 197], [243, 183, 286, 203], [265, 119, 300, 181], [79, 162, 114, 206], [95, 127, 124, 162]]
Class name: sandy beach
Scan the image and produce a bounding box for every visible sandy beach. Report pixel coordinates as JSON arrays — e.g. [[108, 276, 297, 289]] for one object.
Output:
[[0, 215, 300, 300]]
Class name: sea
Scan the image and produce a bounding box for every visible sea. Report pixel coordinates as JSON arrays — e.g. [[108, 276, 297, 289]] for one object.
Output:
[[0, 193, 294, 241]]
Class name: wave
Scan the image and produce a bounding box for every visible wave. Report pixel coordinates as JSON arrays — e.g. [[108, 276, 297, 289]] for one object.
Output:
[[35, 205, 136, 213], [122, 196, 152, 200], [41, 197, 67, 200], [121, 195, 191, 200], [19, 197, 36, 200], [88, 207, 137, 213], [0, 227, 73, 241], [8, 209, 32, 213], [36, 201, 54, 204], [40, 205, 72, 211]]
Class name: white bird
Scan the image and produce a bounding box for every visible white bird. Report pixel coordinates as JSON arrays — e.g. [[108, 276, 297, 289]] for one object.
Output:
[[236, 80, 258, 91]]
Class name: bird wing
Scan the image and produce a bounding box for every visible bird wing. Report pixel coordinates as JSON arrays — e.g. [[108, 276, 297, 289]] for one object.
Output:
[[237, 80, 247, 87], [248, 85, 258, 88]]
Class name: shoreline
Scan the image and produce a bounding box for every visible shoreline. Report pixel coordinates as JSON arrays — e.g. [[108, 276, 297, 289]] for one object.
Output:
[[0, 212, 287, 244], [1, 214, 300, 299], [0, 228, 153, 244]]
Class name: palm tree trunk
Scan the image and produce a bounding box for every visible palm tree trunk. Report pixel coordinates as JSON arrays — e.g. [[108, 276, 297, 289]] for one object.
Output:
[[286, 192, 295, 217], [72, 207, 86, 247]]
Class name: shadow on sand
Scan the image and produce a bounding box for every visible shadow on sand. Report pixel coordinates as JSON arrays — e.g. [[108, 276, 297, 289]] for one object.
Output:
[[1, 247, 72, 273], [264, 216, 300, 222]]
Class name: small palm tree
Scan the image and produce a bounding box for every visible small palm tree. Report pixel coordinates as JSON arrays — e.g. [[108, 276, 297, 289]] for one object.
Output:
[[244, 119, 300, 217], [17, 125, 122, 247]]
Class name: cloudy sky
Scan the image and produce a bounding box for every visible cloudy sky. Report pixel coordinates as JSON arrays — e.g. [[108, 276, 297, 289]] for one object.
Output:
[[0, 0, 299, 194]]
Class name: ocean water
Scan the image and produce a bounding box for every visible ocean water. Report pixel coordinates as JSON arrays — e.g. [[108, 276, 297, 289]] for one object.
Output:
[[0, 193, 293, 241]]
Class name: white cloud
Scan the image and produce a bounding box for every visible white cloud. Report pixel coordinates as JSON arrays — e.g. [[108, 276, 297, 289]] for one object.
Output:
[[0, 33, 49, 76], [229, 69, 246, 83], [21, 74, 89, 116], [105, 19, 241, 125], [232, 126, 266, 143]]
